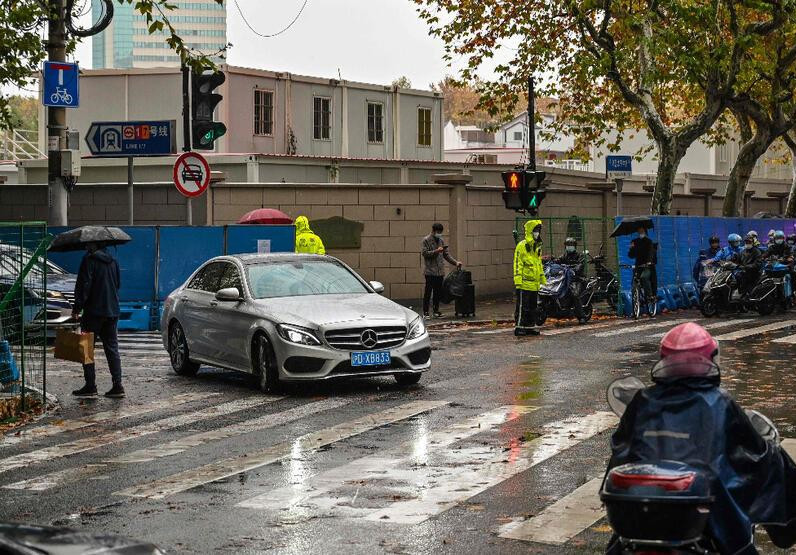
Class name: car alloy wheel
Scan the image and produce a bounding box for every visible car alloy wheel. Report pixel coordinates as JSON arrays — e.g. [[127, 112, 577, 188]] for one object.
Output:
[[169, 322, 199, 376], [255, 334, 281, 394]]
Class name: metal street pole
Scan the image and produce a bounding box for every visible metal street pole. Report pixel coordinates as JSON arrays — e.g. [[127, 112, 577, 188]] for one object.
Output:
[[181, 62, 192, 225], [615, 178, 624, 217], [527, 76, 536, 171], [47, 0, 68, 226], [127, 156, 134, 224]]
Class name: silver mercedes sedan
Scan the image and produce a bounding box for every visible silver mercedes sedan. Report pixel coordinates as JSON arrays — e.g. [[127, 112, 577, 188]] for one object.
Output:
[[161, 253, 430, 392]]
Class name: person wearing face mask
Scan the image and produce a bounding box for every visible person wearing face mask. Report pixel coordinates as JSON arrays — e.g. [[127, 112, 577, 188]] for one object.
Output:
[[421, 222, 461, 318], [730, 235, 763, 297], [554, 237, 587, 324], [764, 230, 792, 261], [513, 220, 546, 336], [748, 229, 764, 250], [710, 233, 743, 263], [693, 235, 722, 286], [767, 229, 777, 247], [628, 226, 656, 307], [787, 233, 796, 250]]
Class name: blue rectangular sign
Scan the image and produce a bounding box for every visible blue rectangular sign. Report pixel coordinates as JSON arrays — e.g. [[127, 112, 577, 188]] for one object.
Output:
[[85, 120, 177, 157], [606, 155, 632, 177], [43, 61, 79, 108]]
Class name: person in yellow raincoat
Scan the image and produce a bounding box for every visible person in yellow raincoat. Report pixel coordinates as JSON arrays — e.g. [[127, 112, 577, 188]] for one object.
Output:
[[513, 219, 546, 336], [294, 215, 326, 255]]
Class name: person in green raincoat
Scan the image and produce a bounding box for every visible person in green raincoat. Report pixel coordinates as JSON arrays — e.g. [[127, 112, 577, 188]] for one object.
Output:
[[513, 219, 546, 336], [294, 215, 326, 255]]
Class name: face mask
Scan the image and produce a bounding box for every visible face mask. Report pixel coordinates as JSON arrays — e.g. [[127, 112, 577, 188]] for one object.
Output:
[[434, 233, 442, 239], [638, 232, 646, 238], [532, 231, 540, 240], [566, 246, 575, 253], [730, 242, 740, 248], [744, 244, 753, 250], [776, 239, 784, 245]]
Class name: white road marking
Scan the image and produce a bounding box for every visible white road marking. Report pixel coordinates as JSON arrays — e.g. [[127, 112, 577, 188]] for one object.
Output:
[[783, 438, 796, 460], [773, 333, 796, 345], [361, 411, 618, 524], [646, 318, 754, 338], [714, 319, 796, 341], [542, 320, 625, 336], [0, 396, 282, 475], [0, 393, 215, 447], [4, 397, 350, 491], [114, 400, 448, 500], [472, 328, 512, 335], [594, 319, 693, 338], [499, 477, 604, 544], [237, 404, 539, 511]]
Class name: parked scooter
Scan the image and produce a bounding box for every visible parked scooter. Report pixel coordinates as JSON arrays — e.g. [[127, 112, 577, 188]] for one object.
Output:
[[587, 244, 619, 310], [747, 259, 793, 316], [699, 261, 747, 317], [535, 262, 597, 325], [601, 376, 780, 554]]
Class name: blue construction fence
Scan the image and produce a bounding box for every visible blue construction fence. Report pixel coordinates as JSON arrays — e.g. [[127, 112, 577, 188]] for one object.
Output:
[[49, 225, 295, 330], [614, 216, 796, 315]]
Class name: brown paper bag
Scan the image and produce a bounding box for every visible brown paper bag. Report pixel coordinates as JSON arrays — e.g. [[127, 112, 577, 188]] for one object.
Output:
[[54, 328, 94, 364]]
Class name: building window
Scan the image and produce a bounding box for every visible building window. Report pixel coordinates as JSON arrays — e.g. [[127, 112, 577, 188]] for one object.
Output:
[[718, 143, 728, 163], [418, 107, 432, 146], [254, 89, 274, 136], [313, 97, 331, 140], [367, 102, 384, 143], [513, 131, 523, 141]]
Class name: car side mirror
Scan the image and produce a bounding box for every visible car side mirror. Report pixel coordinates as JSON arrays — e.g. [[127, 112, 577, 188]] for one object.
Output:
[[216, 287, 243, 302], [369, 281, 385, 294]]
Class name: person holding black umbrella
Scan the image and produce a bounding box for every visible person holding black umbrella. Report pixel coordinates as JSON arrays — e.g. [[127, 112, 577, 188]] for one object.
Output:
[[71, 242, 124, 398]]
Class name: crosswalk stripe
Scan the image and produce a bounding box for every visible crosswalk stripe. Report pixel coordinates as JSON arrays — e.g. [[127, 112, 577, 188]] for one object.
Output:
[[499, 477, 604, 544], [0, 396, 282, 475], [714, 319, 796, 341], [773, 333, 796, 344], [3, 397, 351, 492], [362, 411, 618, 525], [542, 320, 626, 336], [472, 328, 512, 335], [783, 439, 796, 459], [236, 404, 539, 511], [646, 318, 755, 338], [0, 392, 216, 447], [114, 400, 448, 500], [594, 319, 693, 338]]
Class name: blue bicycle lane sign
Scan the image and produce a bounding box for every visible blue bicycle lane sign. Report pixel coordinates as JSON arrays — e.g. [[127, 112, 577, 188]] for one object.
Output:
[[43, 61, 79, 108]]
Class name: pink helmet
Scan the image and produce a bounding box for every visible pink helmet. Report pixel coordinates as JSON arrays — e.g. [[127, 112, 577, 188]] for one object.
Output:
[[654, 323, 719, 379]]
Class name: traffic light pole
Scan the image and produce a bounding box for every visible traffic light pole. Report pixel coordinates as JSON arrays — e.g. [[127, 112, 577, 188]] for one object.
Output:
[[181, 63, 192, 225], [527, 76, 536, 172], [47, 0, 68, 226]]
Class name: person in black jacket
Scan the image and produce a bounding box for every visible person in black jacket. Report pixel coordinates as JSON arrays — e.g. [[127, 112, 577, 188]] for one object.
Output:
[[554, 237, 587, 324], [627, 226, 656, 304], [731, 235, 763, 297], [71, 243, 124, 398]]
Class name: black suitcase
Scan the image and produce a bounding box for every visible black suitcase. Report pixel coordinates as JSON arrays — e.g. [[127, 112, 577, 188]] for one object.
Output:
[[455, 284, 476, 317]]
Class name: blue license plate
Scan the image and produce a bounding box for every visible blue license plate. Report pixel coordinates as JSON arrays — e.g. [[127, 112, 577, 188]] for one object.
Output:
[[351, 350, 391, 367]]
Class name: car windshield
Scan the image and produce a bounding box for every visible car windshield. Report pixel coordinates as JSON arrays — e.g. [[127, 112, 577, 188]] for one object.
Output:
[[247, 259, 369, 299]]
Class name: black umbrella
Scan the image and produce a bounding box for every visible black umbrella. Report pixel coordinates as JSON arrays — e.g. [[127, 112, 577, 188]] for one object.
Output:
[[49, 226, 132, 252], [610, 216, 654, 238]]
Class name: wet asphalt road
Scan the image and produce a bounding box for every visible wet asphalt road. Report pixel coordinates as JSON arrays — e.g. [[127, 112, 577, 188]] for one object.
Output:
[[1, 309, 795, 554]]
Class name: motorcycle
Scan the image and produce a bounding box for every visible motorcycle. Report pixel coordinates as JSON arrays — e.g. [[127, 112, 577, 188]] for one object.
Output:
[[699, 261, 747, 317], [535, 262, 597, 325], [747, 259, 792, 316], [588, 244, 620, 310], [601, 376, 779, 554]]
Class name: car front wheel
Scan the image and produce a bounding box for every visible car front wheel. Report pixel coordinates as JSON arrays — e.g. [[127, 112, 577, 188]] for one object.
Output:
[[254, 333, 281, 394], [169, 321, 200, 376]]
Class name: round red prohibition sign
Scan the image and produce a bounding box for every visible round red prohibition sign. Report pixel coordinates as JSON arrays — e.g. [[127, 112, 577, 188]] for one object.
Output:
[[173, 151, 211, 198]]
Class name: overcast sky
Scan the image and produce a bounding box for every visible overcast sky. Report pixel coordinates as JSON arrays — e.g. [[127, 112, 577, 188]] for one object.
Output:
[[70, 0, 466, 89]]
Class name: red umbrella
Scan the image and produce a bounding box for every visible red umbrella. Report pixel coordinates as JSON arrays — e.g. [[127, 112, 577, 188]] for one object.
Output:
[[237, 208, 294, 225]]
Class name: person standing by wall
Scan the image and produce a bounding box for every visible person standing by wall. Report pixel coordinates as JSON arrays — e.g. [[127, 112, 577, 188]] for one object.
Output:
[[513, 219, 546, 336], [421, 222, 461, 318], [71, 243, 124, 398], [294, 215, 326, 255]]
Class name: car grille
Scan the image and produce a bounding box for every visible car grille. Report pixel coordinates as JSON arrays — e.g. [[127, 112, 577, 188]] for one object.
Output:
[[325, 326, 407, 351], [62, 291, 75, 306]]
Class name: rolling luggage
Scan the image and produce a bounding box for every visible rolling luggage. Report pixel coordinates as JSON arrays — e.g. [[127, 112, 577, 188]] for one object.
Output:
[[455, 284, 476, 317]]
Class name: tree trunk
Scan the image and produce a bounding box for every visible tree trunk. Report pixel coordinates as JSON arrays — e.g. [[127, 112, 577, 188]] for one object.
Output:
[[785, 132, 796, 217], [650, 139, 684, 215], [722, 133, 771, 216]]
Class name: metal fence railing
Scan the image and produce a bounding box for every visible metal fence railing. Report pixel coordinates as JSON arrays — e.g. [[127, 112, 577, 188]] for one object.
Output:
[[0, 222, 50, 418]]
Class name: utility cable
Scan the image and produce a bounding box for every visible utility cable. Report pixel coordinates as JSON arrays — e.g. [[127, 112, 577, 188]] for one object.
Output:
[[233, 0, 309, 38]]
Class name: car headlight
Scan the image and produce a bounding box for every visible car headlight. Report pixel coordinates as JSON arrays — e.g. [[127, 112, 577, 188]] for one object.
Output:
[[46, 290, 65, 299], [276, 324, 322, 346], [406, 317, 427, 340]]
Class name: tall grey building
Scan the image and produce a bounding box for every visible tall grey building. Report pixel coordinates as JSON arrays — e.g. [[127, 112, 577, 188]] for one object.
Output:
[[92, 0, 227, 69]]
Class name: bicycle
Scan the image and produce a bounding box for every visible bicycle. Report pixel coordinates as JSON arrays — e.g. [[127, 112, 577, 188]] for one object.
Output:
[[50, 87, 74, 105], [620, 263, 657, 319]]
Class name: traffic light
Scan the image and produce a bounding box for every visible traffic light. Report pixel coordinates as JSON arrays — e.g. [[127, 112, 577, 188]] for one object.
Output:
[[501, 169, 547, 214], [191, 70, 227, 150], [501, 170, 524, 210]]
